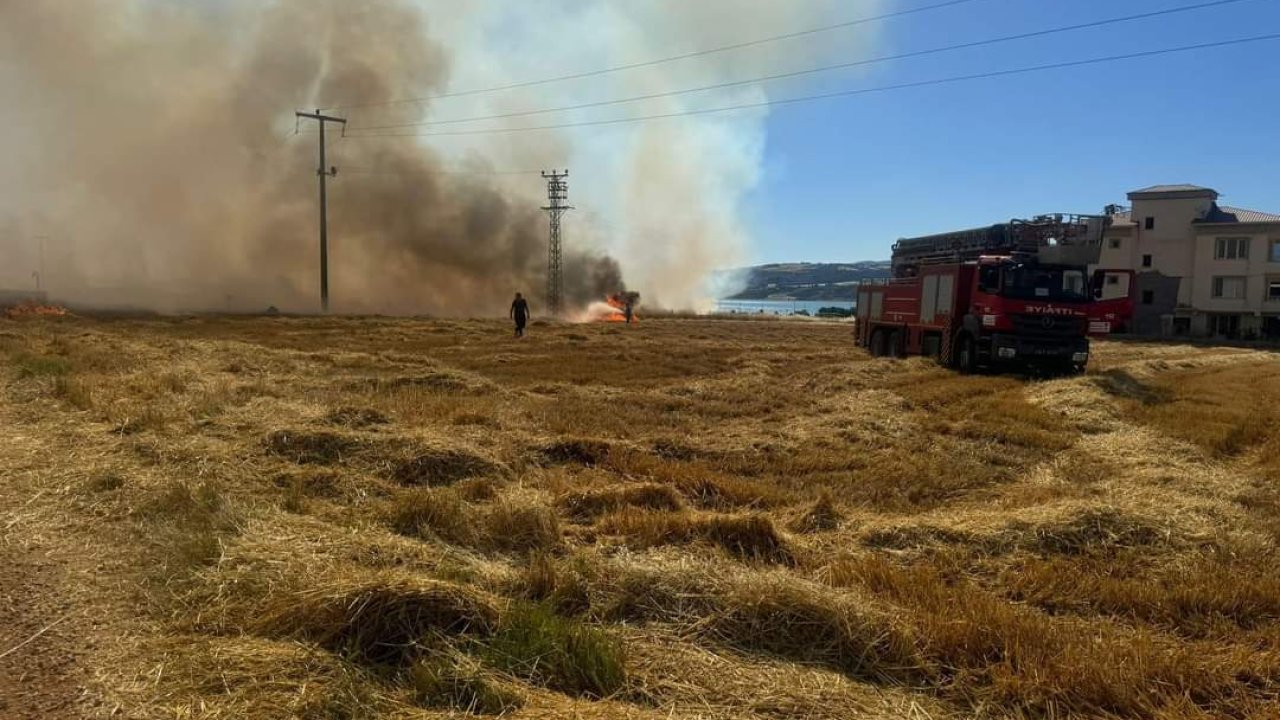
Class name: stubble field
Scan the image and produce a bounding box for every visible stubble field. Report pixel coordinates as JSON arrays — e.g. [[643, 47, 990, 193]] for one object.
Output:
[[1, 314, 1278, 719]]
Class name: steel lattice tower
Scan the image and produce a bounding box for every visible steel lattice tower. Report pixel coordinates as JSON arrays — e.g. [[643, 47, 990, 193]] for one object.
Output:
[[541, 170, 571, 317]]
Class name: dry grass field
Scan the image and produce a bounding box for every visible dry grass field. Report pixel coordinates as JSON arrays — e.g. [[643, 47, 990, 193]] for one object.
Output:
[[1, 314, 1279, 719]]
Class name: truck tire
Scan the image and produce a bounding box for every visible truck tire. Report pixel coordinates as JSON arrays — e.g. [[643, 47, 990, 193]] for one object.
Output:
[[887, 330, 902, 358], [870, 329, 887, 357], [921, 334, 942, 362], [956, 334, 978, 374]]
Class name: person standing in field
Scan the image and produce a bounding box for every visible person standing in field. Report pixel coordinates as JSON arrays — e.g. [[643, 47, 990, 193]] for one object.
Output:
[[623, 297, 634, 324], [510, 292, 530, 338]]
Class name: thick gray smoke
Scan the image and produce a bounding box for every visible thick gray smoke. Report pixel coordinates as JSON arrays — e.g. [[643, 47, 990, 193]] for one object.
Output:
[[0, 0, 883, 314]]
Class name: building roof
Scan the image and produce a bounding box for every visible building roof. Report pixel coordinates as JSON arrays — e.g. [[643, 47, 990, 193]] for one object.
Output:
[[1213, 203, 1280, 222], [1104, 202, 1280, 230], [1131, 184, 1218, 194]]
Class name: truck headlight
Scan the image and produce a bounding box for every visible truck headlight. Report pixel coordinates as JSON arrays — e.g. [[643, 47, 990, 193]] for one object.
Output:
[[1072, 352, 1089, 363], [997, 347, 1017, 359]]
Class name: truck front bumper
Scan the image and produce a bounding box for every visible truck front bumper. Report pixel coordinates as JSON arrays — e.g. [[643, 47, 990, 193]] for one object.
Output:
[[988, 333, 1089, 366]]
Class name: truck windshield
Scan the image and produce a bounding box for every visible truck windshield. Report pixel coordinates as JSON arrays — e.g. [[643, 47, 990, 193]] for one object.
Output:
[[1001, 264, 1088, 302]]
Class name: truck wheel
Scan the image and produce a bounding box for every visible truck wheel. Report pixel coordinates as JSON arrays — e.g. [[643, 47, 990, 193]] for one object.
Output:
[[887, 330, 902, 358], [956, 335, 978, 374], [870, 329, 886, 357]]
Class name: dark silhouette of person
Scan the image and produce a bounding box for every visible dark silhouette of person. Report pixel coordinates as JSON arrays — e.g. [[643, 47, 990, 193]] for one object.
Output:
[[510, 292, 530, 337], [624, 298, 634, 324]]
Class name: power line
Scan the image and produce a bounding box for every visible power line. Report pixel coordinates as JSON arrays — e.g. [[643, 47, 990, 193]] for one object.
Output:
[[320, 0, 988, 110], [339, 33, 1280, 139], [338, 167, 543, 175], [347, 0, 1260, 133]]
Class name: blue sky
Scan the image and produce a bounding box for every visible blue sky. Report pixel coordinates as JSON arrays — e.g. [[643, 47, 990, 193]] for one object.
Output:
[[744, 0, 1280, 262]]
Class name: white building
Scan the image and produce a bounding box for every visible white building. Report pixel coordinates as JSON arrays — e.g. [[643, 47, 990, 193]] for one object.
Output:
[[1096, 185, 1280, 339]]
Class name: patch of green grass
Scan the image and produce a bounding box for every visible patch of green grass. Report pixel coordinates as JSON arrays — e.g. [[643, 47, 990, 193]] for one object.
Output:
[[14, 353, 72, 378], [481, 602, 625, 699]]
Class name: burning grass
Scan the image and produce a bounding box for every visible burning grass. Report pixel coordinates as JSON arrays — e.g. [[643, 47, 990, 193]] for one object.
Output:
[[5, 315, 1280, 719]]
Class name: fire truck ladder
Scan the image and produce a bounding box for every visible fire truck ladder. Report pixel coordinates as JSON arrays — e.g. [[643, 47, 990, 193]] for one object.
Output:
[[891, 214, 1108, 278], [891, 225, 1037, 277]]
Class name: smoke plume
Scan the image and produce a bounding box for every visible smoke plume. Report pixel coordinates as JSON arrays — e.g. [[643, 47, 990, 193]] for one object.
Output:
[[0, 0, 883, 314]]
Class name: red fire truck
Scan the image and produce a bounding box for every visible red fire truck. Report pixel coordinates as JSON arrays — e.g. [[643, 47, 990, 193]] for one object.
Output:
[[856, 216, 1105, 373], [1088, 269, 1136, 335], [856, 255, 1093, 373]]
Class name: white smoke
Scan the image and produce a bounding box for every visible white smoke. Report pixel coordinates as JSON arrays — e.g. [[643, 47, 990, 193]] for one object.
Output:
[[0, 0, 887, 313], [416, 0, 888, 310]]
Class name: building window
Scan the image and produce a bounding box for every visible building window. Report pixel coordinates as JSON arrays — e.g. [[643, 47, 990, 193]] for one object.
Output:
[[1109, 238, 1122, 249], [1144, 217, 1155, 230], [1269, 279, 1280, 302], [1212, 276, 1246, 299], [1212, 314, 1241, 338], [1215, 237, 1250, 260], [1142, 254, 1152, 268], [1142, 290, 1155, 305], [1270, 240, 1280, 263]]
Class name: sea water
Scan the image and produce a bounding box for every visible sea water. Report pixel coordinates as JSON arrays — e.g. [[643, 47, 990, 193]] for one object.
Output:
[[714, 299, 855, 316]]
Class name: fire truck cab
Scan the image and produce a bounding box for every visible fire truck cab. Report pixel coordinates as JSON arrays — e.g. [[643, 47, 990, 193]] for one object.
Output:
[[1088, 268, 1136, 335], [856, 254, 1092, 374]]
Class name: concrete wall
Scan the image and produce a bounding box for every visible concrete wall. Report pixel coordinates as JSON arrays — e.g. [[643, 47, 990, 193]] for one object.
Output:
[[1191, 229, 1280, 316], [1131, 272, 1181, 336], [1096, 226, 1135, 270], [1127, 194, 1217, 306]]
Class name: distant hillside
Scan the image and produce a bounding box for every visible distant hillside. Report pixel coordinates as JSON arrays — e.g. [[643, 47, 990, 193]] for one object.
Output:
[[724, 262, 891, 300]]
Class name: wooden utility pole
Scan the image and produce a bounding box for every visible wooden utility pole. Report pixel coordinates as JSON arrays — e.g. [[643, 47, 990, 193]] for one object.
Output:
[[295, 110, 347, 312], [32, 235, 47, 292]]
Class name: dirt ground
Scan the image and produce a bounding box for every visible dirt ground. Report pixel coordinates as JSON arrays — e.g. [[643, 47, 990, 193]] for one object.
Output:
[[0, 544, 82, 719], [1, 314, 1277, 719]]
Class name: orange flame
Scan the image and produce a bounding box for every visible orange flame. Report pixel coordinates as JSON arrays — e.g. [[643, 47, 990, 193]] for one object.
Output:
[[597, 294, 637, 323], [4, 302, 69, 319]]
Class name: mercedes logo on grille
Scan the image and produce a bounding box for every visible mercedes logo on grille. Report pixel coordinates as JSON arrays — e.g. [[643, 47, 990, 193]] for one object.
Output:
[[1040, 316, 1055, 329]]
